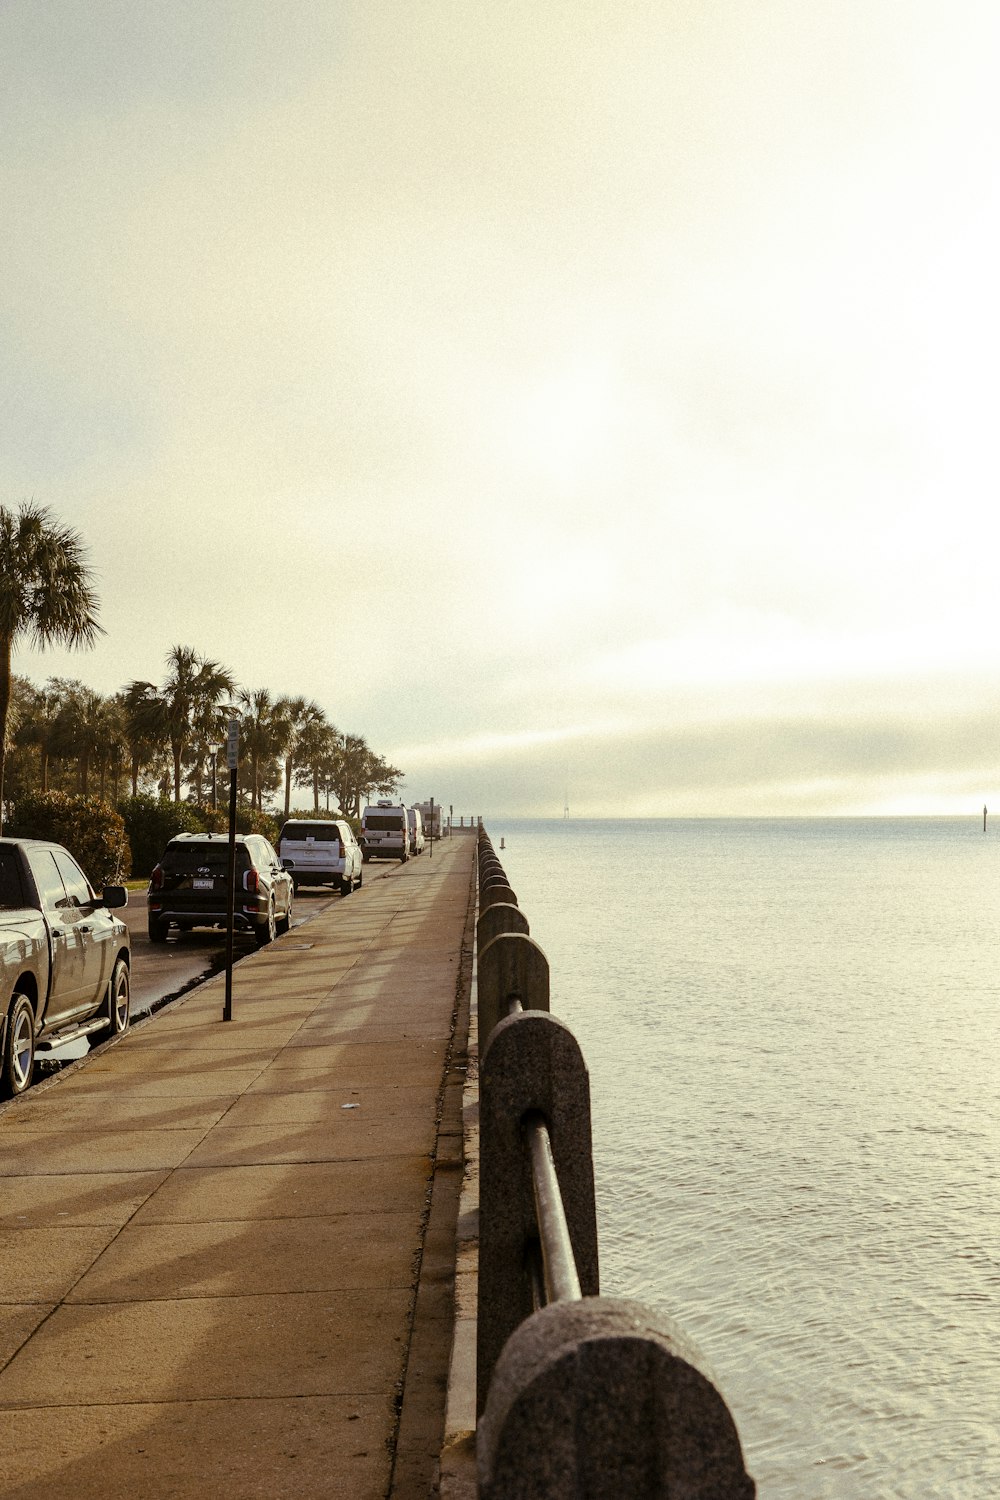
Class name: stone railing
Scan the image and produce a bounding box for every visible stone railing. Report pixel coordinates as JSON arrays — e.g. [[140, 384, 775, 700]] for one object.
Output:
[[471, 828, 757, 1499]]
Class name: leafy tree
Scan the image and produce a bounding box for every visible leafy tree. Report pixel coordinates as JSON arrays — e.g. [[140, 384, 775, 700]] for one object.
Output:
[[332, 733, 404, 817], [11, 677, 63, 794], [0, 503, 102, 829]]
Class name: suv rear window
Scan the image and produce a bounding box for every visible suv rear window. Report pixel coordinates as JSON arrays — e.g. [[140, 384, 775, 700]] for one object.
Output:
[[280, 823, 339, 843], [161, 842, 250, 875]]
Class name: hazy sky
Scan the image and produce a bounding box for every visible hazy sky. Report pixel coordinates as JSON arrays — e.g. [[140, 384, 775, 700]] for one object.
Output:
[[3, 1, 998, 817]]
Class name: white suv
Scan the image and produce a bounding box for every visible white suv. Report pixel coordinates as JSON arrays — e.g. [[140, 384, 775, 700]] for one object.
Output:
[[277, 819, 363, 895]]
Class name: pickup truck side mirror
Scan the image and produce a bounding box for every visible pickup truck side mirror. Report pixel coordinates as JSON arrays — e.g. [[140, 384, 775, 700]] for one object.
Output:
[[100, 885, 129, 909]]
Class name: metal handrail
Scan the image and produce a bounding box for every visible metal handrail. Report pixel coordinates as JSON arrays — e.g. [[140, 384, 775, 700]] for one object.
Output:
[[507, 938, 582, 1307], [524, 1111, 582, 1305]]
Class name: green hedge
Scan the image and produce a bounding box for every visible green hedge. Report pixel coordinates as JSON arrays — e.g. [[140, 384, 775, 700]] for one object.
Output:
[[119, 796, 208, 878], [235, 808, 280, 844], [7, 791, 131, 884], [6, 790, 289, 881], [120, 796, 282, 876]]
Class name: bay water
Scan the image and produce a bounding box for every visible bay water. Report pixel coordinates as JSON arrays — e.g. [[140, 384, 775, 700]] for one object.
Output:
[[489, 818, 999, 1499]]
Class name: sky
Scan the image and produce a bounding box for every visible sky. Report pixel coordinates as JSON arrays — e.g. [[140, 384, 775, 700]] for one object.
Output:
[[3, 0, 999, 818]]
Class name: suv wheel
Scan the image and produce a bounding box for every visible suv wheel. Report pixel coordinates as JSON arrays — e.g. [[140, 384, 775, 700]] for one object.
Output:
[[256, 900, 276, 946], [148, 916, 169, 943]]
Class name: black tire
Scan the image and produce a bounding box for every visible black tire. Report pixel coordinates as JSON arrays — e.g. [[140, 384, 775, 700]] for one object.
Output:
[[2, 992, 36, 1099], [256, 899, 276, 946], [357, 868, 363, 888], [340, 873, 353, 896], [148, 916, 169, 943], [362, 852, 371, 863], [276, 892, 292, 935], [99, 957, 131, 1037]]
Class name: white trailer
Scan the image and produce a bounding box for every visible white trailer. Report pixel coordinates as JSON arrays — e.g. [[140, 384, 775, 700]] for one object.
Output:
[[413, 800, 446, 839]]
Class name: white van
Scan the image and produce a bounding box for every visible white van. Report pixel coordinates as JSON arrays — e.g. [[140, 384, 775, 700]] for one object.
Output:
[[360, 802, 409, 863], [277, 819, 363, 894], [406, 805, 425, 856]]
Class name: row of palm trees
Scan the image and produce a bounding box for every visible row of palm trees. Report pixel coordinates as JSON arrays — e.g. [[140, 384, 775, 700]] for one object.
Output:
[[6, 649, 404, 819], [0, 501, 402, 826]]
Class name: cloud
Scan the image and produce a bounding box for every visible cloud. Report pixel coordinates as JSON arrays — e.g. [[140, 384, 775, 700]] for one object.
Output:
[[399, 701, 1000, 819], [3, 2, 999, 815]]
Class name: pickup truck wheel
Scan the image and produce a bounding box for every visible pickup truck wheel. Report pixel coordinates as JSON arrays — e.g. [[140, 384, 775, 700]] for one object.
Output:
[[2, 993, 35, 1099], [100, 958, 131, 1037], [148, 916, 169, 943]]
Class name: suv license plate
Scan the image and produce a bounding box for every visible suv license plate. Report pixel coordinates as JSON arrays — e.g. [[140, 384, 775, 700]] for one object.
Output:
[[193, 878, 215, 890]]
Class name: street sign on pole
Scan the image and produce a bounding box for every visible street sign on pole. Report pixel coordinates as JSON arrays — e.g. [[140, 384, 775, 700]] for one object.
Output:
[[223, 719, 239, 1022]]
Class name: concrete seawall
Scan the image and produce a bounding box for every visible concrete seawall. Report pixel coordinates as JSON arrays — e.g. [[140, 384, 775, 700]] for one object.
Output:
[[0, 831, 477, 1498]]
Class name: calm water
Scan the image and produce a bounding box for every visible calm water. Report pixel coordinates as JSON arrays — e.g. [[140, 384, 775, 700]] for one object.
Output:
[[489, 818, 999, 1499]]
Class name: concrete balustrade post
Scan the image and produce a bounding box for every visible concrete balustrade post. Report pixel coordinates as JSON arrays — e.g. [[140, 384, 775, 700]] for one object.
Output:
[[477, 1009, 598, 1414], [477, 902, 530, 952], [477, 931, 550, 1043], [478, 1297, 756, 1499], [481, 882, 517, 911]]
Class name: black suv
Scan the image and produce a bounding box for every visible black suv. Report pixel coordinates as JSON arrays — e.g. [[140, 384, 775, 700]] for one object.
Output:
[[147, 833, 293, 946]]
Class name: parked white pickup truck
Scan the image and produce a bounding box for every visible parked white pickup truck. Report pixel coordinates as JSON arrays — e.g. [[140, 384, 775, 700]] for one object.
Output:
[[0, 837, 130, 1099]]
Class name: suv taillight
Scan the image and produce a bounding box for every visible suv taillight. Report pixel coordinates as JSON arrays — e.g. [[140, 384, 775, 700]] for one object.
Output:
[[245, 869, 260, 894], [149, 867, 163, 892]]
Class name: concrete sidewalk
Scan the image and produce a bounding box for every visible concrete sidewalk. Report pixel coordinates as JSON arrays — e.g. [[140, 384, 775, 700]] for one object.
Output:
[[0, 832, 476, 1499]]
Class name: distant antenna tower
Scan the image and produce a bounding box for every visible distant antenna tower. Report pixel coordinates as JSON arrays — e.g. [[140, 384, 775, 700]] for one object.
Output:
[[563, 781, 569, 818]]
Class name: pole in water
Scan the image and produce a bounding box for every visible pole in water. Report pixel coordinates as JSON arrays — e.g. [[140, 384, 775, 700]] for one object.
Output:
[[984, 804, 988, 832]]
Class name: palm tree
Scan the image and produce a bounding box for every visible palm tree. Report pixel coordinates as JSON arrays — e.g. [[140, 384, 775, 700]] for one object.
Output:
[[294, 719, 342, 812], [0, 503, 102, 829], [236, 688, 285, 811], [53, 682, 110, 798], [127, 646, 235, 803], [12, 678, 64, 794], [274, 695, 326, 818], [121, 680, 168, 798]]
